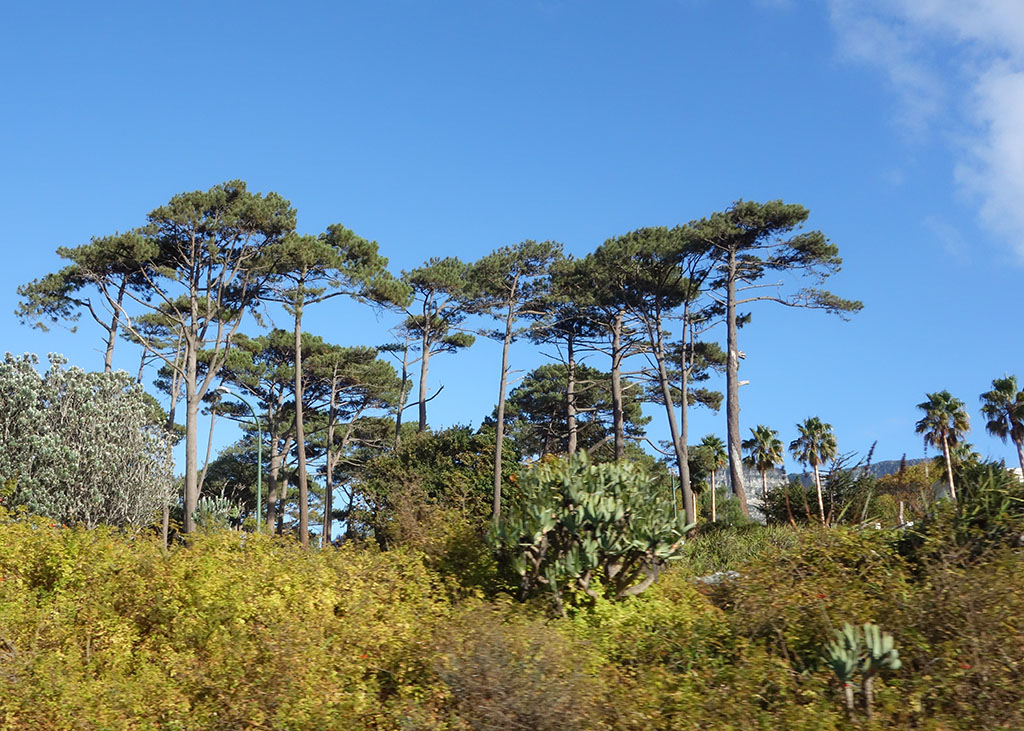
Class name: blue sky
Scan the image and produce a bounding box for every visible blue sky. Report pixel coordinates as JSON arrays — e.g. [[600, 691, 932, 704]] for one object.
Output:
[[2, 0, 1022, 472]]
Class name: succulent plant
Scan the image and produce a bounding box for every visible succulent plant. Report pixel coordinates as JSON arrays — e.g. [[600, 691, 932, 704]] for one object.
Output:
[[823, 622, 901, 719], [489, 454, 691, 612]]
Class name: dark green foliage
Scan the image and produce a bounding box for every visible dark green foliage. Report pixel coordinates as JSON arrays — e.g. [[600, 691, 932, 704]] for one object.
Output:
[[491, 362, 649, 459], [899, 460, 1024, 560], [351, 426, 520, 548]]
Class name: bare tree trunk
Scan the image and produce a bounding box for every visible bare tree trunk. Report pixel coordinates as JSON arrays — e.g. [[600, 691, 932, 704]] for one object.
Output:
[[183, 340, 200, 534], [725, 249, 750, 517], [492, 302, 516, 524], [677, 312, 692, 509], [395, 334, 412, 447], [162, 342, 183, 546], [293, 301, 310, 547], [418, 306, 432, 432], [197, 410, 218, 496], [267, 447, 283, 532], [1017, 442, 1024, 479], [323, 365, 339, 542], [103, 278, 128, 374], [650, 319, 694, 525], [566, 336, 577, 456], [609, 311, 626, 461], [784, 489, 798, 529]]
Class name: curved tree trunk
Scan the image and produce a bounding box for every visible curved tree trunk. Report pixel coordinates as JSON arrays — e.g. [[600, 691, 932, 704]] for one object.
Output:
[[654, 334, 694, 525], [725, 249, 750, 517], [103, 277, 128, 374]]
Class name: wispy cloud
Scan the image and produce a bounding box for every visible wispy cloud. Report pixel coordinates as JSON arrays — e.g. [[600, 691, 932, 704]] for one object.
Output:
[[827, 0, 1024, 261]]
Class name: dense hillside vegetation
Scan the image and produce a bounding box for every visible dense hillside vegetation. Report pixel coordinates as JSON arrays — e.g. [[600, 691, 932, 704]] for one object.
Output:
[[6, 181, 1024, 728], [1, 460, 1022, 729]]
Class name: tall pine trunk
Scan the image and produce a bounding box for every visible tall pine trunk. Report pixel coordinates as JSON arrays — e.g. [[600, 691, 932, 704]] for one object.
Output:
[[492, 301, 516, 524], [103, 277, 128, 373], [293, 299, 310, 547], [677, 308, 692, 514], [183, 340, 200, 534], [566, 335, 577, 456], [609, 311, 626, 461], [322, 366, 339, 543], [651, 319, 694, 525], [725, 249, 750, 517], [417, 323, 432, 432]]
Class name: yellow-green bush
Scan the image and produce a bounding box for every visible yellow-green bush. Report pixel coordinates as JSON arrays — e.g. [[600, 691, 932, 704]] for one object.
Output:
[[0, 511, 454, 729], [1, 506, 1022, 729]]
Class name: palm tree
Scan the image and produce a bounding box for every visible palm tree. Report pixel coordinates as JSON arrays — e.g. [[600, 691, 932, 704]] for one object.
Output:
[[789, 417, 838, 525], [700, 434, 728, 522], [743, 425, 784, 499], [915, 390, 970, 501], [980, 375, 1024, 476]]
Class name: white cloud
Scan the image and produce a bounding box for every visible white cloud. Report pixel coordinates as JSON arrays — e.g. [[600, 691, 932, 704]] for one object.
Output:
[[827, 0, 1024, 260]]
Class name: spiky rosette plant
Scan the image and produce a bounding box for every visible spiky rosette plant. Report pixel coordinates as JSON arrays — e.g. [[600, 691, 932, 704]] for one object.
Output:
[[489, 454, 691, 613]]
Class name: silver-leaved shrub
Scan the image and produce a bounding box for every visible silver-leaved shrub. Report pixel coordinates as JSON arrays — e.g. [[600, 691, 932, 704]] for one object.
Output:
[[0, 353, 174, 529]]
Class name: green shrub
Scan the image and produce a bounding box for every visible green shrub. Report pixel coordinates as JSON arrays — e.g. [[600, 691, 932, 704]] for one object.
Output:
[[490, 454, 690, 611]]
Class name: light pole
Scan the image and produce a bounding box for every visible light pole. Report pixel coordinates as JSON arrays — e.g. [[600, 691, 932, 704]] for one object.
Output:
[[216, 386, 263, 532]]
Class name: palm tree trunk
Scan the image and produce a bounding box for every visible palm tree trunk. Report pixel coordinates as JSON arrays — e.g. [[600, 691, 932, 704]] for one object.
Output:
[[710, 469, 717, 523], [942, 434, 957, 501], [1017, 441, 1024, 479], [814, 464, 826, 525]]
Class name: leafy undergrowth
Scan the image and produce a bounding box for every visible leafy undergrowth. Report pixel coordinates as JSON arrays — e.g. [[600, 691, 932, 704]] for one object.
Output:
[[0, 503, 1022, 729]]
